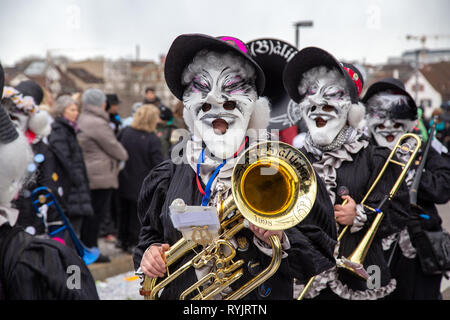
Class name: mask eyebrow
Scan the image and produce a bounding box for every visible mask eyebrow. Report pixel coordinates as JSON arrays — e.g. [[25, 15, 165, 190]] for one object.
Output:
[[219, 66, 230, 77]]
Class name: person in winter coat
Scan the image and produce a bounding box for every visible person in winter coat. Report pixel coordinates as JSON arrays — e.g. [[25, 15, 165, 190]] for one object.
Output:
[[77, 88, 128, 262], [48, 95, 94, 237], [1, 81, 60, 237], [0, 64, 99, 300], [117, 104, 164, 252]]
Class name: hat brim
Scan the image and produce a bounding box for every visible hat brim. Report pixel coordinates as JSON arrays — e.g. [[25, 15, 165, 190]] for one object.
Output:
[[362, 79, 416, 106], [362, 79, 417, 120], [164, 33, 265, 100], [283, 47, 358, 104]]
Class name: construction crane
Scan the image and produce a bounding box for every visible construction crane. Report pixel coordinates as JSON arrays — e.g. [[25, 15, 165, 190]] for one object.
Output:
[[405, 34, 450, 62], [406, 34, 450, 48]]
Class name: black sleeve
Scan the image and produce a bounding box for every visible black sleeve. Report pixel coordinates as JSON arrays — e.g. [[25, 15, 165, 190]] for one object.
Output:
[[133, 160, 175, 270], [48, 126, 81, 186], [418, 148, 450, 205], [4, 234, 99, 300], [361, 146, 411, 239], [33, 141, 61, 192], [285, 170, 338, 283]]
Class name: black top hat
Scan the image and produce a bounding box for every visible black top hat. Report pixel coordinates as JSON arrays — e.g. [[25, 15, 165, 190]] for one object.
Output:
[[283, 47, 364, 104], [164, 33, 266, 100], [15, 80, 44, 105], [362, 78, 417, 120], [0, 64, 19, 144]]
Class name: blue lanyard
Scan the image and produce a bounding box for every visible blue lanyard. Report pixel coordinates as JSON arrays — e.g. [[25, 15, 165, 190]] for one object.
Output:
[[196, 148, 227, 206]]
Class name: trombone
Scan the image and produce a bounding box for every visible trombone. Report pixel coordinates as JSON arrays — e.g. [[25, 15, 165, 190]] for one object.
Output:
[[297, 133, 422, 300], [139, 141, 317, 300]]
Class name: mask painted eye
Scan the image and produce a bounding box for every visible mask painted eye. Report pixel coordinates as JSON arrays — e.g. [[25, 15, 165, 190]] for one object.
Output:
[[193, 79, 208, 91], [223, 101, 236, 110], [324, 88, 344, 99], [378, 124, 385, 129], [201, 103, 212, 112], [307, 87, 317, 95], [394, 123, 402, 129], [322, 105, 335, 112]]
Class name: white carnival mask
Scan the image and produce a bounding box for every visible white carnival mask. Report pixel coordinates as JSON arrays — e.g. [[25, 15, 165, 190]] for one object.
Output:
[[365, 93, 416, 149], [182, 51, 258, 159], [297, 66, 352, 147]]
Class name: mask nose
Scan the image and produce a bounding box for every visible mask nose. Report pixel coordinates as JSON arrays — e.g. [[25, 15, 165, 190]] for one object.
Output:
[[384, 119, 395, 128], [205, 90, 224, 108], [308, 95, 325, 108]]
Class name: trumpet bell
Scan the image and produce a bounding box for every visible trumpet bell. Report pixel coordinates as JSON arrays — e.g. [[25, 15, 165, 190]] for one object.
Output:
[[241, 159, 296, 215], [232, 141, 317, 230]]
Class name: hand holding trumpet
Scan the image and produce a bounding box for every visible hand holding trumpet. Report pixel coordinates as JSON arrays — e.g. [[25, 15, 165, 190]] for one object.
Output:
[[141, 244, 171, 278]]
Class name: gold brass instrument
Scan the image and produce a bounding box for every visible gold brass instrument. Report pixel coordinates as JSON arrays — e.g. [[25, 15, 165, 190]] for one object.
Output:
[[139, 141, 317, 300], [297, 133, 422, 300]]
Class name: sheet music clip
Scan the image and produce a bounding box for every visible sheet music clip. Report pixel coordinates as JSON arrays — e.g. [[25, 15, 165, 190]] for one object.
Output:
[[169, 198, 220, 247]]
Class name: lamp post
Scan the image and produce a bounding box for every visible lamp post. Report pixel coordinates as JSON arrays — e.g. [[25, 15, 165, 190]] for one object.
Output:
[[293, 20, 313, 49]]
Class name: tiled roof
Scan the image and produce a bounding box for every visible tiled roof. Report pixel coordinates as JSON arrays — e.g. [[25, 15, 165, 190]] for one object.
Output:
[[420, 62, 450, 100], [67, 67, 104, 84]]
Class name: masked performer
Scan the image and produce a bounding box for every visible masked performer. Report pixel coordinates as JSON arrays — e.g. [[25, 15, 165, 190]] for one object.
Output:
[[134, 34, 337, 300], [283, 47, 410, 300], [0, 65, 98, 300], [363, 78, 450, 300], [1, 80, 63, 237]]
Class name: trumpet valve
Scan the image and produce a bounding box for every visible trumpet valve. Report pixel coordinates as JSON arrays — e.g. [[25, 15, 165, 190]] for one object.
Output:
[[216, 259, 225, 269]]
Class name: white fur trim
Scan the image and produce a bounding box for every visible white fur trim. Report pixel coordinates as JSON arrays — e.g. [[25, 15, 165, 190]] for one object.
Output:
[[347, 102, 365, 128], [248, 96, 270, 130], [28, 111, 51, 137]]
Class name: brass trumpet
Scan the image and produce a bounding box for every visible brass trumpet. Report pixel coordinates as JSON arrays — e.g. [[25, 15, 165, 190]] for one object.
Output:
[[139, 141, 317, 300], [298, 133, 421, 299]]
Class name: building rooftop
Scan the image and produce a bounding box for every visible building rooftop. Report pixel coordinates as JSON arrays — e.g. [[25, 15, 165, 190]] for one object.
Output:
[[420, 61, 450, 101], [67, 67, 104, 84]]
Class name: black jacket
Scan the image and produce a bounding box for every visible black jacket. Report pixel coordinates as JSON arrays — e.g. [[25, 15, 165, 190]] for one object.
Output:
[[408, 147, 450, 231], [0, 223, 99, 300], [14, 140, 63, 234], [48, 117, 93, 217], [133, 160, 337, 300], [118, 127, 164, 201]]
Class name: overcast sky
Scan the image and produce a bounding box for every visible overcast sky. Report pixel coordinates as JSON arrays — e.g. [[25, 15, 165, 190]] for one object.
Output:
[[1, 0, 449, 67]]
